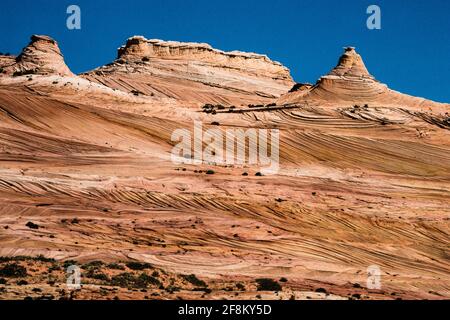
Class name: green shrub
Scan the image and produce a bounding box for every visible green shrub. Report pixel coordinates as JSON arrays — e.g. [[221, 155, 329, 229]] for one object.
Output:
[[126, 261, 153, 270], [236, 283, 245, 291], [86, 269, 109, 281], [110, 272, 135, 287], [25, 222, 39, 229], [62, 260, 78, 269], [106, 263, 125, 270], [182, 274, 207, 287], [0, 255, 54, 263], [82, 261, 103, 270], [135, 273, 161, 287], [13, 69, 36, 77], [0, 263, 27, 278], [255, 278, 281, 291], [110, 272, 160, 288]]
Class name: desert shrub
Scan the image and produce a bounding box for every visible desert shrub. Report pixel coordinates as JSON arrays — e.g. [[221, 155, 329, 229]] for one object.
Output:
[[202, 104, 215, 110], [48, 264, 60, 272], [135, 273, 161, 287], [0, 67, 4, 74], [216, 105, 225, 110], [255, 172, 263, 177], [106, 263, 125, 270], [111, 272, 135, 287], [62, 260, 78, 269], [17, 280, 28, 286], [125, 261, 153, 271], [0, 255, 54, 263], [82, 261, 103, 269], [0, 263, 27, 278], [182, 274, 207, 287], [110, 272, 160, 288], [86, 270, 109, 281], [236, 282, 245, 291], [34, 255, 55, 263], [25, 222, 39, 229], [266, 103, 276, 107], [165, 285, 181, 293], [206, 170, 215, 175], [142, 57, 150, 62], [288, 83, 304, 92], [0, 278, 7, 284], [255, 278, 281, 291], [13, 69, 36, 77], [279, 277, 288, 282], [131, 89, 143, 96]]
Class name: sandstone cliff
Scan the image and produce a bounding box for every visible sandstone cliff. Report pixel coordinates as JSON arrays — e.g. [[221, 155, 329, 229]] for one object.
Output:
[[1, 35, 74, 77], [82, 36, 294, 105], [279, 47, 449, 112]]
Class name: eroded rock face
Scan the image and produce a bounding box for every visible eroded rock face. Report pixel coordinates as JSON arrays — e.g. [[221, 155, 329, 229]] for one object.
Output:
[[278, 47, 448, 110], [328, 47, 373, 78], [2, 35, 74, 77], [82, 36, 294, 105], [117, 36, 292, 77]]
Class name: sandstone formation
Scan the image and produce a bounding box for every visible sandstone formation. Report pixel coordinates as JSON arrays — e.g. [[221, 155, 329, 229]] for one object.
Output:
[[278, 47, 449, 113], [0, 35, 449, 300], [1, 35, 74, 77], [81, 36, 294, 105]]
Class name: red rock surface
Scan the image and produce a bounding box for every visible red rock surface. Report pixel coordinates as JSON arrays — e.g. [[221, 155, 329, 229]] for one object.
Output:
[[1, 35, 74, 77], [81, 36, 294, 105], [0, 36, 448, 300]]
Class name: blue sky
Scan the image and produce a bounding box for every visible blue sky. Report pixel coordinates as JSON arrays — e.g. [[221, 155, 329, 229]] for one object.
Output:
[[1, 0, 449, 102]]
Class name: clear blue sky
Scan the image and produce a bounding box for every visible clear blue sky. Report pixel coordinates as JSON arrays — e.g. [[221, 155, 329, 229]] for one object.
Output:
[[1, 0, 449, 102]]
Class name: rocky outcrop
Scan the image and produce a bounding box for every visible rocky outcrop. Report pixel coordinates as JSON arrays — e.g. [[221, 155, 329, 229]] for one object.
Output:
[[2, 35, 74, 77], [278, 47, 449, 111], [117, 36, 292, 78], [82, 36, 294, 105]]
